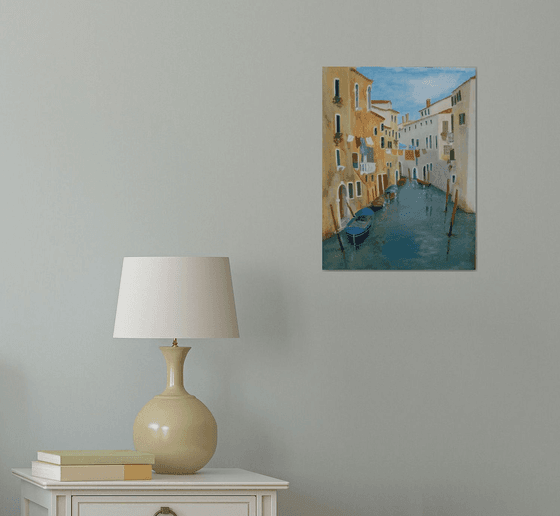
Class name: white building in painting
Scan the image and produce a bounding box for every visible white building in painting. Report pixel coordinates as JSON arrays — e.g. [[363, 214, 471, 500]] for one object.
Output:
[[449, 75, 476, 213], [399, 96, 452, 185], [397, 75, 476, 213]]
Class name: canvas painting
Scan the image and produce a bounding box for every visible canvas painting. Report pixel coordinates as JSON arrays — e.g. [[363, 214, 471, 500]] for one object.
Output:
[[322, 67, 476, 270]]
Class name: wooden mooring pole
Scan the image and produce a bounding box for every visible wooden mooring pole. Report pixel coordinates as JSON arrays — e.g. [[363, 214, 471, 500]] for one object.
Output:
[[346, 201, 355, 218], [330, 204, 344, 252], [445, 179, 450, 212], [448, 189, 459, 237]]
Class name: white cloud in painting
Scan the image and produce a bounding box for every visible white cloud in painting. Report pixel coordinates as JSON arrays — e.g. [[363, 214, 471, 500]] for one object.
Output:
[[406, 74, 458, 103]]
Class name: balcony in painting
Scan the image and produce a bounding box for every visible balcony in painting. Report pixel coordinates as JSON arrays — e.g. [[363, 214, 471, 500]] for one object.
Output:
[[360, 162, 375, 174]]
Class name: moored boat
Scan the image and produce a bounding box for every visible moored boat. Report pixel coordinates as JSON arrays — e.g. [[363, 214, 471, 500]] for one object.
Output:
[[416, 179, 431, 186], [345, 214, 372, 246], [385, 185, 398, 200], [370, 196, 385, 211], [356, 207, 375, 217]]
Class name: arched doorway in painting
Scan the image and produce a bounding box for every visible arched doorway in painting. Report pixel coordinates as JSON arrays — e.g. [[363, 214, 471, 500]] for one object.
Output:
[[422, 166, 426, 180], [413, 168, 417, 179], [337, 183, 349, 220]]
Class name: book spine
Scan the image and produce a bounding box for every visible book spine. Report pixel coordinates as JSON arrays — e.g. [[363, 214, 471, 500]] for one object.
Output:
[[31, 462, 152, 481]]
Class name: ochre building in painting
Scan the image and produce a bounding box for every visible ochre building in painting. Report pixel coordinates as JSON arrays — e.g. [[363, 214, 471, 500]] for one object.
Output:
[[371, 100, 400, 188], [322, 67, 388, 240]]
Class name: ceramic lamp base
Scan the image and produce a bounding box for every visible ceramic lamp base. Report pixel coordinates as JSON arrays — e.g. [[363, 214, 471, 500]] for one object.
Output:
[[133, 346, 217, 474]]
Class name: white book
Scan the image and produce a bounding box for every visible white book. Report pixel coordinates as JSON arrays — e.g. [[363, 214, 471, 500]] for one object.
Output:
[[37, 450, 155, 465]]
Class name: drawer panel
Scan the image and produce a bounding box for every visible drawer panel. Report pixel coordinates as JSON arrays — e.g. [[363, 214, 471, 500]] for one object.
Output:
[[72, 496, 256, 516]]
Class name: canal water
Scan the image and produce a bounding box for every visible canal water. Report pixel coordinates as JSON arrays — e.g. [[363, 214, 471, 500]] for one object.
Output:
[[322, 181, 476, 270]]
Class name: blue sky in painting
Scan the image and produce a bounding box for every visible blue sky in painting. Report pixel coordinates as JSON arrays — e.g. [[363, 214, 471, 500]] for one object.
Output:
[[357, 67, 476, 123]]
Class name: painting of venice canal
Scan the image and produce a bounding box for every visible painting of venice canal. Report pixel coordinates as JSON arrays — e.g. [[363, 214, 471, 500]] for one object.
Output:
[[322, 67, 476, 270]]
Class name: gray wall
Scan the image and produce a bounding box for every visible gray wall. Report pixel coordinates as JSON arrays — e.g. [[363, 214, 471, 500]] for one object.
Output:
[[1, 1, 560, 515]]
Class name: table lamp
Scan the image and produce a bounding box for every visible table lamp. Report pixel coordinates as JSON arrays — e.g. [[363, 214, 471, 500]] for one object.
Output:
[[113, 257, 239, 474]]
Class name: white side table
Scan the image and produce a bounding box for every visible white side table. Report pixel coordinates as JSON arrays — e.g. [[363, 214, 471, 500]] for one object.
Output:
[[12, 468, 288, 516]]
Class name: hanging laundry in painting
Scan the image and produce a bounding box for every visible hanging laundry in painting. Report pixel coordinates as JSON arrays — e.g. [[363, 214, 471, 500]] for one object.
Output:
[[360, 138, 368, 156], [405, 150, 415, 161]]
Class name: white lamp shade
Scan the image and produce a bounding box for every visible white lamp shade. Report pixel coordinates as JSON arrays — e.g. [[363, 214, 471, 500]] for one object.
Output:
[[114, 257, 239, 339]]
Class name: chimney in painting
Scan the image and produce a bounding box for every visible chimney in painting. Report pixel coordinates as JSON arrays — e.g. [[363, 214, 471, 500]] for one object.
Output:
[[426, 99, 431, 107]]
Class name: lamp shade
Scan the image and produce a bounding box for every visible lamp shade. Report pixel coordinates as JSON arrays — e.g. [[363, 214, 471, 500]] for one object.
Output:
[[113, 257, 239, 339]]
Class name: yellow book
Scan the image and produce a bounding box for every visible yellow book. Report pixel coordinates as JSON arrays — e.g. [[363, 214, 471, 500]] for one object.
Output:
[[37, 450, 155, 465], [31, 461, 152, 481]]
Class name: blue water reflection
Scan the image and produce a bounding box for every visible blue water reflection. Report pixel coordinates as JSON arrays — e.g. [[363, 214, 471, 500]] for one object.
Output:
[[322, 181, 476, 270]]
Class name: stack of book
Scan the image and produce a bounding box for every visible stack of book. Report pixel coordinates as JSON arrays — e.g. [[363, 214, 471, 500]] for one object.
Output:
[[31, 450, 155, 481]]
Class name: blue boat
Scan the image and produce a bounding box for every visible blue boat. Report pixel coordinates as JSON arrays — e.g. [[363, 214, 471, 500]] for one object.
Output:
[[345, 213, 372, 246], [356, 207, 375, 217]]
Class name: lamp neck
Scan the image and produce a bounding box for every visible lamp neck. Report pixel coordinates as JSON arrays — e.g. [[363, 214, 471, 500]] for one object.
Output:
[[159, 346, 191, 396]]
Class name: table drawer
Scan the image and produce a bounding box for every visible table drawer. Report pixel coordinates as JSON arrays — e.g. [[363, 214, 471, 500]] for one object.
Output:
[[72, 496, 256, 516]]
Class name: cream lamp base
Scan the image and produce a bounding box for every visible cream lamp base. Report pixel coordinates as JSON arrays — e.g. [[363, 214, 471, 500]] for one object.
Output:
[[133, 346, 217, 474]]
